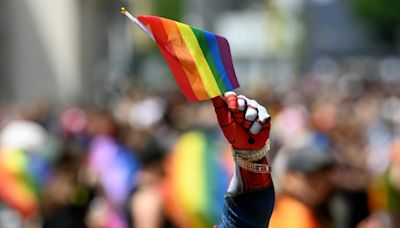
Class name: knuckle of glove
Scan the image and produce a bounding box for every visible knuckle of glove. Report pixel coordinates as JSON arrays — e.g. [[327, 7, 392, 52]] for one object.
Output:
[[250, 119, 263, 134], [245, 106, 258, 121], [224, 92, 238, 111], [237, 95, 247, 111]]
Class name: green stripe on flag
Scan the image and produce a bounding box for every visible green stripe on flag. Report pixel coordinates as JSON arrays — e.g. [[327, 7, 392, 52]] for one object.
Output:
[[191, 27, 227, 92]]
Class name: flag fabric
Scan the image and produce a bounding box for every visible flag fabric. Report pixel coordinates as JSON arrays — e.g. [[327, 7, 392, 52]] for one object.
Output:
[[164, 131, 230, 227], [137, 16, 240, 101], [0, 149, 40, 217]]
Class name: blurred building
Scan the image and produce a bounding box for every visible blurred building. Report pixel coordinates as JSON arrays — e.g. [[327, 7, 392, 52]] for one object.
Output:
[[0, 0, 82, 105], [304, 0, 377, 63], [0, 0, 11, 105], [1, 0, 398, 106]]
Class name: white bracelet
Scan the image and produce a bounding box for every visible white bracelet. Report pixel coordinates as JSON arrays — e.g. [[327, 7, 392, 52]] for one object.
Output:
[[235, 156, 272, 173], [232, 140, 271, 173], [232, 140, 270, 161]]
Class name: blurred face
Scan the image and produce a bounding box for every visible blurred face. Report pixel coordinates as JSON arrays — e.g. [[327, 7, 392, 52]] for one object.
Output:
[[86, 110, 116, 136], [284, 169, 332, 208], [305, 170, 332, 206]]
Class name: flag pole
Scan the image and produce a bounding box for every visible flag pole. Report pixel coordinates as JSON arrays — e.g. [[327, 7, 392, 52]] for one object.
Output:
[[120, 7, 155, 41]]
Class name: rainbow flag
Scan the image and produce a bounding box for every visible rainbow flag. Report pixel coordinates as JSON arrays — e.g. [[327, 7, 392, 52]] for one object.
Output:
[[0, 149, 39, 217], [165, 131, 230, 227], [137, 15, 240, 101]]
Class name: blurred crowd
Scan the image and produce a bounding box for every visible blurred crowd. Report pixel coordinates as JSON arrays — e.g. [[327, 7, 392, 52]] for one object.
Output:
[[0, 57, 400, 228], [269, 57, 400, 228]]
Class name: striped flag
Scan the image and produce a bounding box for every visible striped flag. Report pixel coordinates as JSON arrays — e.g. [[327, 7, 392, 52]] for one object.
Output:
[[137, 16, 240, 101], [166, 131, 230, 226]]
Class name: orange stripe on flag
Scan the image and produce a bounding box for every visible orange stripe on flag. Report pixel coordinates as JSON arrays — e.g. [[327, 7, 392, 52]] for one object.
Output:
[[139, 16, 199, 101], [161, 20, 209, 100], [177, 24, 221, 98]]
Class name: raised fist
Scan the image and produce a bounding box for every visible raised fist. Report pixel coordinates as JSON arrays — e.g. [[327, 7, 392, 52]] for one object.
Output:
[[212, 92, 271, 151]]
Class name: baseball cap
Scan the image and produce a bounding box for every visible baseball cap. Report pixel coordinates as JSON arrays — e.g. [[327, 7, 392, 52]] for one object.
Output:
[[287, 145, 333, 174]]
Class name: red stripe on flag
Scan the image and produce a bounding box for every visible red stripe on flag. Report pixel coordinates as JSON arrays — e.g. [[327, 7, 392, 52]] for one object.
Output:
[[162, 19, 211, 100], [138, 16, 204, 101], [161, 18, 209, 100]]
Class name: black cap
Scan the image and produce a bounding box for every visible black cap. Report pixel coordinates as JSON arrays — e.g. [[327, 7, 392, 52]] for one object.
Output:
[[287, 145, 333, 174]]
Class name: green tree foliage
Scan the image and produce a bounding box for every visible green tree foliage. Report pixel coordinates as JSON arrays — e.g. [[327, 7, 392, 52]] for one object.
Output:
[[153, 0, 182, 21], [353, 0, 400, 43]]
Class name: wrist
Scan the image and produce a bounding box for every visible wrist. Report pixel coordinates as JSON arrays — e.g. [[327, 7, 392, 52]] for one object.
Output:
[[227, 140, 272, 193], [232, 140, 271, 173]]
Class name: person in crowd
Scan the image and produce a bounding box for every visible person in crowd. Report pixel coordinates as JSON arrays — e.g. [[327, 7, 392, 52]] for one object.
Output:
[[127, 139, 175, 228], [269, 145, 334, 228]]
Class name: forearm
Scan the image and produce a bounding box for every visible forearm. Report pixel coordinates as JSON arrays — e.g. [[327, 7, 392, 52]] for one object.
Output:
[[218, 146, 275, 227], [219, 183, 275, 228], [212, 92, 275, 227], [228, 144, 272, 192]]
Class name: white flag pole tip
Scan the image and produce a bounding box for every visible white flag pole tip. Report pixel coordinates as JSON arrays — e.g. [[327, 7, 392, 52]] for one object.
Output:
[[120, 7, 155, 41]]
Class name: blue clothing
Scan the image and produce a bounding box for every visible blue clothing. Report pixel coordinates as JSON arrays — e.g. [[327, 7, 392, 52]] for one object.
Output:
[[218, 184, 275, 228]]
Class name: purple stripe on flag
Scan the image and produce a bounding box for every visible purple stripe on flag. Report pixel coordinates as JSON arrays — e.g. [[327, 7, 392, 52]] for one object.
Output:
[[216, 36, 240, 89]]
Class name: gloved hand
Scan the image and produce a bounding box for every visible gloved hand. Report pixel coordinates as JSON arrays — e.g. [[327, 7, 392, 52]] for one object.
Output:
[[212, 92, 272, 192], [212, 92, 271, 151]]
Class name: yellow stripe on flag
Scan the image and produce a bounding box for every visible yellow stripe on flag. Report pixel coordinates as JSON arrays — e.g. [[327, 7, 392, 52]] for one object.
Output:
[[177, 23, 221, 98], [174, 131, 207, 215], [161, 19, 209, 100]]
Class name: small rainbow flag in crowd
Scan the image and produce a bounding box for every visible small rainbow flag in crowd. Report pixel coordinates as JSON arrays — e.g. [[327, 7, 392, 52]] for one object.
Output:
[[0, 149, 40, 217], [121, 8, 240, 101], [165, 131, 230, 227]]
